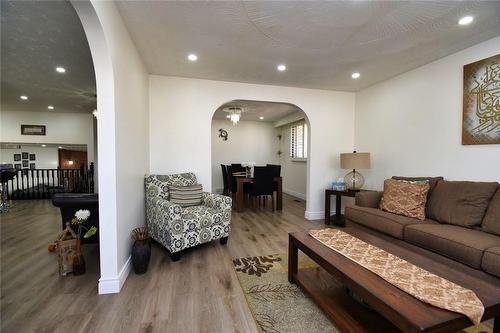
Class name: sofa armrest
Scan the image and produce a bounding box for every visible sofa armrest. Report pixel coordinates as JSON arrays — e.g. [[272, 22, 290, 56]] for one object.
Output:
[[202, 192, 232, 211], [355, 191, 383, 208]]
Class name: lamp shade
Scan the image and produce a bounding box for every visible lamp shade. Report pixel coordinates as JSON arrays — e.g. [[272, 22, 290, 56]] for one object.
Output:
[[340, 152, 370, 170]]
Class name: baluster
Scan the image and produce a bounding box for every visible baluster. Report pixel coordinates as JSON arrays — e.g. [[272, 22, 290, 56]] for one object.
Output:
[[35, 169, 39, 199]]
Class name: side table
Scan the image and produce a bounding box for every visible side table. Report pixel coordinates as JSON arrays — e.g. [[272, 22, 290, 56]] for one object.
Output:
[[325, 189, 372, 226]]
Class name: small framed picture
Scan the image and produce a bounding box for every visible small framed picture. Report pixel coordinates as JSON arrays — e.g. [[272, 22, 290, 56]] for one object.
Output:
[[22, 160, 29, 168], [14, 154, 21, 161], [29, 154, 36, 161], [22, 152, 29, 160], [21, 124, 46, 136], [29, 163, 36, 169], [14, 164, 22, 170]]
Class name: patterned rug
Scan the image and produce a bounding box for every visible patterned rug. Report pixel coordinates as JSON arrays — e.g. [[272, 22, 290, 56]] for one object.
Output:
[[232, 253, 493, 333]]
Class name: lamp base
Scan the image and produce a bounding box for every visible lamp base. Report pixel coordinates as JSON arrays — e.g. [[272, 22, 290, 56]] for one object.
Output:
[[344, 170, 364, 190]]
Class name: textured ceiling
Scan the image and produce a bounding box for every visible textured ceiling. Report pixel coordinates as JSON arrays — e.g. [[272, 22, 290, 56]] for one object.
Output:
[[0, 1, 96, 113], [213, 99, 301, 122], [117, 1, 500, 91]]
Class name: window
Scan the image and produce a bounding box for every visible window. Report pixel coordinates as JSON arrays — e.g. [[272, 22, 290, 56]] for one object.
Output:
[[290, 122, 308, 159]]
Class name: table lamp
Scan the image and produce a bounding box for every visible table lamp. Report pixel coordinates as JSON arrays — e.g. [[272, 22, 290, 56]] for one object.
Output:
[[340, 151, 370, 190]]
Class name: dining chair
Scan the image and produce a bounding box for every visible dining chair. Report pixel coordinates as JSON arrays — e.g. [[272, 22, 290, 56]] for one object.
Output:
[[231, 163, 245, 173], [226, 165, 237, 197], [221, 164, 229, 195], [246, 166, 275, 210], [266, 164, 281, 177]]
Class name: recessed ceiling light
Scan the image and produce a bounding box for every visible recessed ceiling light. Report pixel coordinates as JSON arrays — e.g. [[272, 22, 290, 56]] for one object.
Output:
[[458, 16, 474, 25], [47, 105, 54, 110], [187, 54, 198, 61], [277, 64, 286, 72], [259, 116, 264, 120], [351, 72, 361, 79], [56, 66, 66, 73], [20, 95, 28, 100], [226, 115, 230, 119], [41, 144, 47, 147], [58, 146, 63, 149]]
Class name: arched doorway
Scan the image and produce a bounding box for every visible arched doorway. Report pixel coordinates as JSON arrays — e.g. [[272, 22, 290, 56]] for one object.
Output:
[[210, 99, 311, 215], [72, 1, 119, 294]]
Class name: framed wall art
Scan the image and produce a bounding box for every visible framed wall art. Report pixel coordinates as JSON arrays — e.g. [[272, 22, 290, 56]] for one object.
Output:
[[462, 54, 500, 145], [21, 125, 46, 136]]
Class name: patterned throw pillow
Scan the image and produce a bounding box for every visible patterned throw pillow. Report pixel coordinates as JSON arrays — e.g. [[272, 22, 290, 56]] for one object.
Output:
[[380, 179, 430, 220], [169, 184, 203, 207]]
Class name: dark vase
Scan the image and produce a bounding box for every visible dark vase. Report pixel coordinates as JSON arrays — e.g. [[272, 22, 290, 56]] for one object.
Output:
[[73, 253, 86, 276], [132, 239, 151, 274]]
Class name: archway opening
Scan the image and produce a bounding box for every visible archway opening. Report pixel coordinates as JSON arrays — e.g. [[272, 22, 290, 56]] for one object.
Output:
[[211, 99, 311, 217]]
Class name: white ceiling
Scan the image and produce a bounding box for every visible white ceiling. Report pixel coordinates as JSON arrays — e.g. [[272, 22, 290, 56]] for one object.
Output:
[[213, 99, 301, 122], [0, 1, 96, 113], [117, 1, 500, 91]]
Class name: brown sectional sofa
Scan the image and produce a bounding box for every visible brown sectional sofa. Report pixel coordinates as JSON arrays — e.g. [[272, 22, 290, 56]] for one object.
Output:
[[345, 177, 500, 278]]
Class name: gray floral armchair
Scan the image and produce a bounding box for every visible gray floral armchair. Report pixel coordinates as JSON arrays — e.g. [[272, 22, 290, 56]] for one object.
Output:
[[145, 173, 232, 261]]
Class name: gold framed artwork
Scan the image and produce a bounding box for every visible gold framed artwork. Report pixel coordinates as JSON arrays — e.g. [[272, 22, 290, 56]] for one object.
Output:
[[462, 54, 500, 145]]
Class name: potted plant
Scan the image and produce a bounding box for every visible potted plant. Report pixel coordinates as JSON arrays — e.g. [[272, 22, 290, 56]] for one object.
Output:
[[70, 209, 97, 275], [131, 227, 151, 274]]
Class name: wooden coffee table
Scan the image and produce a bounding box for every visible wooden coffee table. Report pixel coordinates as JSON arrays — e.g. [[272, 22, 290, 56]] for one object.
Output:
[[288, 230, 500, 333]]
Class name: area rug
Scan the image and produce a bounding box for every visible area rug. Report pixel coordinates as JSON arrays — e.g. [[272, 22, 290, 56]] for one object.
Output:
[[232, 253, 493, 333]]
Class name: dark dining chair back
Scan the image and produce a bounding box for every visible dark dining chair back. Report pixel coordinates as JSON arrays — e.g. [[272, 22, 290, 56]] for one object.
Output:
[[221, 164, 229, 195], [226, 165, 237, 193], [266, 164, 281, 177], [251, 166, 275, 196], [231, 163, 245, 173]]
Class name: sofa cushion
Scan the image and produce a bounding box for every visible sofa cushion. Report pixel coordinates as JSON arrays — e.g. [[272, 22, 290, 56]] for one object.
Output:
[[482, 187, 500, 236], [392, 176, 443, 198], [404, 224, 500, 269], [482, 246, 500, 278], [380, 179, 430, 220], [169, 184, 203, 207], [345, 205, 435, 239], [426, 181, 498, 227]]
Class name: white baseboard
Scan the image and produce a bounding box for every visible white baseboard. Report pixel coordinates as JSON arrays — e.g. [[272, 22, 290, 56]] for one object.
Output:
[[304, 208, 345, 221], [98, 255, 132, 294], [283, 189, 306, 200], [304, 210, 324, 220]]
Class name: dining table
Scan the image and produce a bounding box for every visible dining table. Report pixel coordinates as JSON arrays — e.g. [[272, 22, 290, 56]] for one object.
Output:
[[233, 172, 283, 212]]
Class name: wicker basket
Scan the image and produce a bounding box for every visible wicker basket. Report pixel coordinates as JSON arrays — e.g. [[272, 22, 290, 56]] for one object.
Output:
[[56, 223, 79, 276]]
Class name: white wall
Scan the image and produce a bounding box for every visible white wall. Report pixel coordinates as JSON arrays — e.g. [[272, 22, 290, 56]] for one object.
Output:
[[211, 119, 278, 192], [1, 146, 60, 169], [150, 75, 355, 219], [355, 36, 500, 189], [277, 119, 308, 200], [0, 110, 95, 164], [74, 0, 149, 294]]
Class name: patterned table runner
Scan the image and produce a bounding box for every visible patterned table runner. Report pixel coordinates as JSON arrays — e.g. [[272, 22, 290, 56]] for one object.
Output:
[[309, 228, 485, 326]]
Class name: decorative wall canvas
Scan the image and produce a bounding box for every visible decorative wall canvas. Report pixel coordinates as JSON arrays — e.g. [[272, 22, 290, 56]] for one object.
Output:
[[14, 154, 21, 161], [462, 54, 500, 145], [22, 152, 28, 159], [29, 163, 36, 169], [21, 124, 46, 135], [29, 154, 36, 161]]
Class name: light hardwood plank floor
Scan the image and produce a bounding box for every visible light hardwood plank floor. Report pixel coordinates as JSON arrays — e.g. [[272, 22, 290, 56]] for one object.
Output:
[[1, 195, 324, 333]]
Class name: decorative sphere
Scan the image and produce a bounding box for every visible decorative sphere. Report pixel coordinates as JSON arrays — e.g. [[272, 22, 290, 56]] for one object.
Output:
[[344, 170, 364, 190]]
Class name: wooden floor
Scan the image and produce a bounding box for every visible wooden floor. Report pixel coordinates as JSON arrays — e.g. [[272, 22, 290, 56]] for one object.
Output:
[[1, 195, 325, 333]]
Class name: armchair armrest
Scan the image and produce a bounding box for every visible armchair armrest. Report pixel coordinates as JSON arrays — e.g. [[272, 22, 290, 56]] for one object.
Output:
[[146, 196, 183, 232], [202, 192, 232, 211], [355, 191, 383, 208]]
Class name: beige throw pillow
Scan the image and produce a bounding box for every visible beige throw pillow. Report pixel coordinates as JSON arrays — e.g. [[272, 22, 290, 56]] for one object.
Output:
[[380, 179, 430, 220]]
